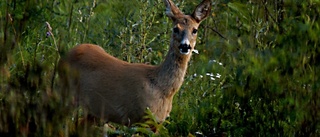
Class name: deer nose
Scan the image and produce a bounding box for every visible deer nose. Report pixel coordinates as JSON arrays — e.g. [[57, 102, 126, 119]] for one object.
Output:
[[178, 43, 191, 54]]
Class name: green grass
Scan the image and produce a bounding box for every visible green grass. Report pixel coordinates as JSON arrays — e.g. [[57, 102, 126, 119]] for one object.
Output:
[[1, 0, 320, 136]]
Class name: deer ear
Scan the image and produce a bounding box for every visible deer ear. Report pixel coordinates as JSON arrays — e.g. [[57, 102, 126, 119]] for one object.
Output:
[[192, 0, 211, 22], [163, 0, 183, 19]]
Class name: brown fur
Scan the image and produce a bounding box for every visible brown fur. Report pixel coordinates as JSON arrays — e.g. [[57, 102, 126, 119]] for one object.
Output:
[[59, 0, 211, 126]]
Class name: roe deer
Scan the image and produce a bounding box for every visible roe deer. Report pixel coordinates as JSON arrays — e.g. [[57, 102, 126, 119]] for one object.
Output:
[[59, 0, 211, 126]]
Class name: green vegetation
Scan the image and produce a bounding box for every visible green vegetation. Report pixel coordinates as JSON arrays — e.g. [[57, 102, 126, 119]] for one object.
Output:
[[1, 0, 319, 136]]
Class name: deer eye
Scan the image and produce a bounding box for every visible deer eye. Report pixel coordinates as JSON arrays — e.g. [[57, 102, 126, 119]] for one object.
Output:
[[192, 29, 198, 35], [173, 27, 179, 33]]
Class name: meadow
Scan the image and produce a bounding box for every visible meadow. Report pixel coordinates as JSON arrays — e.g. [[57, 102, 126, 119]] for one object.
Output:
[[0, 0, 319, 136]]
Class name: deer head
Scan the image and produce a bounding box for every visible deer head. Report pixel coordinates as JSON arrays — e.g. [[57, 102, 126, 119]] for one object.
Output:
[[164, 0, 211, 55]]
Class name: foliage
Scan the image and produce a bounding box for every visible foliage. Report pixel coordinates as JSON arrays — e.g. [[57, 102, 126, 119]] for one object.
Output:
[[1, 0, 319, 136]]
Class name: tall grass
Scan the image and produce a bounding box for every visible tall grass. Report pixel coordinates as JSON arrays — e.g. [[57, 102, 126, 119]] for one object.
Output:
[[1, 0, 320, 136]]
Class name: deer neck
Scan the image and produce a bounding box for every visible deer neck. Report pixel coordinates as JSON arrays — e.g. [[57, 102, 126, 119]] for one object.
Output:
[[152, 42, 192, 97]]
